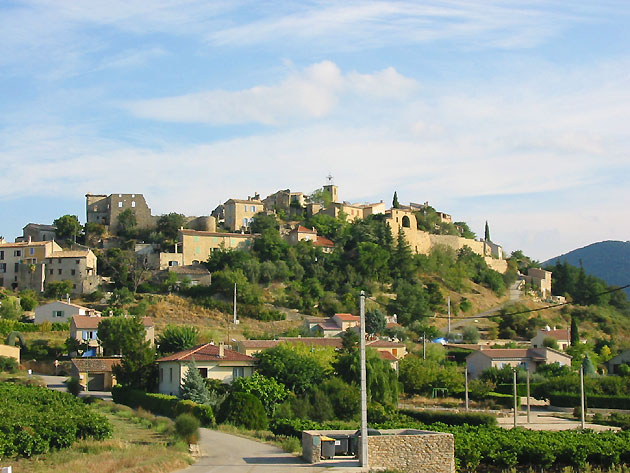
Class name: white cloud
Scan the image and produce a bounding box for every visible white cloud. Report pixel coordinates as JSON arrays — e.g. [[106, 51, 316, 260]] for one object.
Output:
[[124, 61, 418, 124]]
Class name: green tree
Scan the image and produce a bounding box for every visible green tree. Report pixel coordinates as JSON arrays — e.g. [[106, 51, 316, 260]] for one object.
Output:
[[216, 392, 268, 430], [53, 214, 81, 241], [399, 355, 464, 396], [157, 213, 187, 242], [484, 221, 491, 242], [19, 290, 39, 311], [391, 227, 415, 280], [112, 341, 157, 391], [255, 345, 325, 395], [571, 315, 580, 346], [250, 213, 280, 234], [365, 308, 387, 336], [99, 248, 151, 292], [109, 287, 135, 307], [582, 354, 597, 376], [543, 337, 559, 350], [341, 327, 360, 352], [157, 325, 199, 355], [97, 316, 147, 356], [44, 280, 73, 299], [116, 208, 137, 237], [181, 360, 213, 404], [0, 296, 22, 320], [231, 372, 289, 416], [308, 188, 333, 207], [392, 191, 400, 209], [454, 221, 476, 239], [390, 279, 431, 326], [84, 222, 106, 246], [462, 325, 480, 343]]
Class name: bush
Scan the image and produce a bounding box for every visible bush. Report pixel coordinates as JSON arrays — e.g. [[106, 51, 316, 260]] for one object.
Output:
[[174, 413, 200, 444], [399, 409, 497, 426], [65, 377, 82, 396], [216, 392, 268, 430], [0, 355, 18, 373], [549, 392, 630, 409]]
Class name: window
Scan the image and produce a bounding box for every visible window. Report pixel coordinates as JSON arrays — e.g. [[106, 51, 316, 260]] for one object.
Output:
[[159, 368, 163, 382], [49, 269, 53, 275], [14, 250, 21, 257], [118, 202, 123, 208], [29, 248, 34, 255], [402, 216, 411, 228], [14, 263, 19, 273], [0, 263, 6, 273], [58, 269, 62, 275], [169, 368, 173, 383], [243, 204, 247, 212], [232, 367, 244, 379], [242, 218, 248, 227], [0, 251, 3, 260], [75, 259, 80, 264], [250, 205, 255, 212], [53, 310, 64, 318], [58, 258, 62, 263], [198, 368, 208, 378]]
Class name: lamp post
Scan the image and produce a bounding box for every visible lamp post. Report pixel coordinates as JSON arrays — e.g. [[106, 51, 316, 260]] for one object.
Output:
[[359, 290, 368, 469]]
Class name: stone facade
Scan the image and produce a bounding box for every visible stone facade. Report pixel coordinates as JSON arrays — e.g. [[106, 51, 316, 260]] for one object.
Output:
[[302, 429, 455, 473], [85, 193, 155, 234], [178, 229, 255, 265], [365, 431, 455, 473], [223, 197, 264, 232]]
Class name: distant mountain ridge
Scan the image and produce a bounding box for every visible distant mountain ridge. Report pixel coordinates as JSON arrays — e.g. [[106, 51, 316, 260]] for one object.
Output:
[[543, 240, 630, 296]]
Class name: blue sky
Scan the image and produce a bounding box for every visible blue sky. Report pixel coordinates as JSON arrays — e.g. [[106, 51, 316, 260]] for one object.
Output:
[[1, 1, 629, 261]]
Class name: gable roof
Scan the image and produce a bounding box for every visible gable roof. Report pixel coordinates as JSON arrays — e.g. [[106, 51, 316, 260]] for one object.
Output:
[[535, 329, 570, 340], [50, 250, 92, 258], [38, 301, 95, 311], [72, 315, 153, 329], [313, 236, 334, 248], [71, 357, 120, 372], [157, 343, 255, 362], [295, 226, 317, 234], [378, 351, 398, 361], [0, 241, 52, 249], [334, 313, 360, 321]]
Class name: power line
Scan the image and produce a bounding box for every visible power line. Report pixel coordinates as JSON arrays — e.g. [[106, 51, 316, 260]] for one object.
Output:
[[367, 283, 630, 321]]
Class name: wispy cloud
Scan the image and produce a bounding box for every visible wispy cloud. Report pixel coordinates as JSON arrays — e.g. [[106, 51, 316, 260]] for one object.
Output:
[[124, 61, 418, 124]]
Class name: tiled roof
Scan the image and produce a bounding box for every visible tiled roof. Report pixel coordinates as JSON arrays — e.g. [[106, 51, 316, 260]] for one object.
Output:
[[72, 315, 153, 329], [280, 337, 343, 348], [334, 313, 360, 321], [367, 340, 405, 348], [50, 250, 91, 258], [168, 265, 210, 275], [238, 340, 283, 349], [378, 351, 398, 361], [0, 241, 51, 248], [224, 199, 263, 205], [157, 343, 255, 362], [318, 322, 342, 331], [537, 329, 570, 340], [180, 229, 255, 238], [24, 223, 56, 231], [313, 236, 334, 247], [295, 226, 317, 234], [40, 301, 95, 311], [475, 349, 530, 359], [443, 343, 482, 351], [71, 357, 120, 372]]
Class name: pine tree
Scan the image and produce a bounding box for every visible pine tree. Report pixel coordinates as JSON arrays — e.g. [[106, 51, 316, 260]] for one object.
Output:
[[181, 359, 212, 404], [484, 221, 491, 242], [582, 354, 597, 376], [570, 315, 580, 346], [391, 227, 414, 280], [392, 192, 400, 209]]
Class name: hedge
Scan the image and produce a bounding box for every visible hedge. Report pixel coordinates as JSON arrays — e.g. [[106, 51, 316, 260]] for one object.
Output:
[[485, 392, 521, 408], [548, 392, 630, 410], [111, 386, 214, 426], [399, 409, 497, 426], [495, 383, 541, 396]]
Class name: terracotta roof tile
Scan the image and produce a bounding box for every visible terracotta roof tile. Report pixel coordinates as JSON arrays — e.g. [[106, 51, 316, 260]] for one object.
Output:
[[157, 343, 255, 362], [334, 313, 359, 321], [295, 226, 317, 234], [378, 351, 398, 361], [71, 357, 120, 372], [313, 236, 334, 247], [367, 340, 405, 348]]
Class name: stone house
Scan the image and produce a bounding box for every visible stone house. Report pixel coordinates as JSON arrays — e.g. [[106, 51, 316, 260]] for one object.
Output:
[[157, 343, 256, 396], [530, 327, 570, 350], [20, 223, 57, 242], [0, 239, 61, 291], [71, 357, 121, 391], [305, 313, 360, 337], [166, 264, 212, 287], [223, 196, 264, 232], [466, 347, 572, 379], [521, 268, 553, 298], [178, 229, 255, 265], [35, 301, 101, 324], [44, 249, 100, 295]]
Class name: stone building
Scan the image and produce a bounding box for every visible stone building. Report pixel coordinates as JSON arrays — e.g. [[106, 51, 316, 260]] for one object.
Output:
[[85, 193, 155, 234], [178, 229, 255, 265], [0, 239, 61, 291], [44, 249, 100, 295], [223, 196, 264, 232], [20, 223, 57, 242], [521, 268, 552, 298]]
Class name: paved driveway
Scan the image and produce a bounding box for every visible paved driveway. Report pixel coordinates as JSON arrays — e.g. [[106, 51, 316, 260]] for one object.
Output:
[[174, 428, 363, 473], [37, 374, 113, 401]]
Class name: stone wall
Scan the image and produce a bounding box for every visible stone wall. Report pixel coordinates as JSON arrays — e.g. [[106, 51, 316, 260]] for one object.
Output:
[[301, 431, 321, 463], [366, 431, 455, 473]]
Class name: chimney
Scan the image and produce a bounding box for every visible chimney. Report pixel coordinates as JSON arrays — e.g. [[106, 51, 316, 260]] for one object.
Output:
[[27, 235, 32, 243], [218, 342, 225, 358]]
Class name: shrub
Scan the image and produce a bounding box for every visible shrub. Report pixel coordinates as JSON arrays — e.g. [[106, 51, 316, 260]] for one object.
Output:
[[399, 409, 497, 426], [216, 392, 268, 430], [174, 413, 200, 444], [0, 355, 18, 373], [65, 377, 82, 396]]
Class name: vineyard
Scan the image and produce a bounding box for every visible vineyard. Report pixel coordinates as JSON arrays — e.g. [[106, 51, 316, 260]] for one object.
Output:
[[270, 417, 630, 471], [0, 383, 112, 458]]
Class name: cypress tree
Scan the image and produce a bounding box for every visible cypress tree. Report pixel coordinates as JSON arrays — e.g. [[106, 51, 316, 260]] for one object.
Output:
[[570, 315, 580, 346], [392, 192, 400, 209], [484, 221, 491, 242]]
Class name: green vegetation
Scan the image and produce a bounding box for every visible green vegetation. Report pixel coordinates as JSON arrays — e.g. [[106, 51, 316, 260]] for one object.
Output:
[[157, 325, 199, 355], [216, 392, 268, 430], [0, 383, 111, 458]]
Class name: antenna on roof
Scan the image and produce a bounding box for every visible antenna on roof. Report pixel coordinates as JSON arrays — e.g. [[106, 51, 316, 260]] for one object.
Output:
[[326, 173, 334, 185]]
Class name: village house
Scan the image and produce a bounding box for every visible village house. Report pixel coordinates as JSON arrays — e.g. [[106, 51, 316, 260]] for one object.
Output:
[[35, 300, 101, 324], [223, 196, 264, 232], [44, 249, 100, 294], [305, 313, 361, 337], [70, 315, 154, 356], [284, 225, 335, 253], [85, 193, 155, 234], [520, 268, 553, 298], [0, 239, 61, 291], [466, 347, 572, 379], [530, 327, 570, 350], [70, 357, 120, 391], [19, 223, 57, 242], [157, 343, 256, 396], [178, 229, 255, 265]]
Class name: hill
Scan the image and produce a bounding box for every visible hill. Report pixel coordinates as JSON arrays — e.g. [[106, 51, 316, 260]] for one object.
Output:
[[543, 240, 630, 296]]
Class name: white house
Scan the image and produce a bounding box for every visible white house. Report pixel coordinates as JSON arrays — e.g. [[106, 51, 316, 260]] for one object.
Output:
[[34, 301, 101, 324], [157, 343, 256, 396]]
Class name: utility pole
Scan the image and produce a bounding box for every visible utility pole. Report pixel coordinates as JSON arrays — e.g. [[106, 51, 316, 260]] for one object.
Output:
[[526, 368, 531, 424], [447, 296, 451, 336], [233, 283, 237, 325], [580, 364, 586, 430], [465, 369, 469, 411], [513, 368, 517, 428], [422, 331, 426, 360], [359, 290, 368, 468]]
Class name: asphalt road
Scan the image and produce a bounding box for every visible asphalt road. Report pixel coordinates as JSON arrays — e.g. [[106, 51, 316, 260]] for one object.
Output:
[[174, 428, 363, 473]]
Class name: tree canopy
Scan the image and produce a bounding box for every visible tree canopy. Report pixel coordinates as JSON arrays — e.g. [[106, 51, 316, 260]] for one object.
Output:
[[53, 214, 81, 240]]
